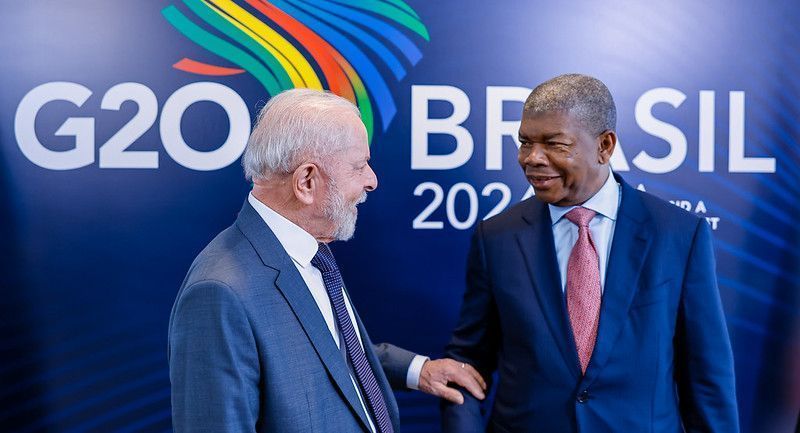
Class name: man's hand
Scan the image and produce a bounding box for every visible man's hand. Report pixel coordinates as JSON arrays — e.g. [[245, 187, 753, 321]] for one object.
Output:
[[418, 358, 487, 404]]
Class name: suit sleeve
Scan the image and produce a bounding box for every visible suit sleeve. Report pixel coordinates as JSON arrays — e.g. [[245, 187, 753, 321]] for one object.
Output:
[[441, 222, 500, 433], [675, 220, 740, 432], [169, 281, 260, 433], [373, 342, 417, 389]]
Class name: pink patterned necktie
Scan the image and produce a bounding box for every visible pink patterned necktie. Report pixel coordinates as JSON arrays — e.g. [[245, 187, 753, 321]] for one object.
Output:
[[564, 206, 601, 374]]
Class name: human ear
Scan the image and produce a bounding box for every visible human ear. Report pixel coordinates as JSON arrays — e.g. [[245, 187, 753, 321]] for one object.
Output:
[[293, 163, 319, 205], [597, 130, 617, 164]]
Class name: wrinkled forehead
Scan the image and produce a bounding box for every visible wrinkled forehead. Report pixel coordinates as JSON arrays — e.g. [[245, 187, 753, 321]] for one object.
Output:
[[329, 113, 369, 159], [341, 112, 368, 149], [520, 104, 605, 135], [519, 109, 586, 137]]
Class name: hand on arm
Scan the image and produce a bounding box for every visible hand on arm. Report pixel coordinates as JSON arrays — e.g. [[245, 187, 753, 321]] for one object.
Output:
[[418, 358, 487, 404], [440, 223, 499, 431]]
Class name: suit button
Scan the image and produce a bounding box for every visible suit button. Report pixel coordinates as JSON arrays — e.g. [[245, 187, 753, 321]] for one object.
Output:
[[577, 390, 589, 403]]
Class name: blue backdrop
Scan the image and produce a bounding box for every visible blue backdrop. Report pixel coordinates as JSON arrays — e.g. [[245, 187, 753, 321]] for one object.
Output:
[[1, 1, 798, 432]]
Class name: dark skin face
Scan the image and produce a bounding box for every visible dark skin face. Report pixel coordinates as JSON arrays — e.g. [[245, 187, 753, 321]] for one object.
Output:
[[517, 110, 617, 206]]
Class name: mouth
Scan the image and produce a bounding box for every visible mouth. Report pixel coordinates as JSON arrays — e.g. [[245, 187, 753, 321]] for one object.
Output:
[[526, 175, 560, 189]]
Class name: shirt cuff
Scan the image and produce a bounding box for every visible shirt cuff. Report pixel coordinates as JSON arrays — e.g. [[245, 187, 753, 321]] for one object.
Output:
[[405, 355, 429, 390]]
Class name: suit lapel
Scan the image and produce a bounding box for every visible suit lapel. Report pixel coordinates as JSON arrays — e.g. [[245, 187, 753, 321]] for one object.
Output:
[[517, 199, 581, 380], [235, 200, 373, 432], [582, 177, 653, 386]]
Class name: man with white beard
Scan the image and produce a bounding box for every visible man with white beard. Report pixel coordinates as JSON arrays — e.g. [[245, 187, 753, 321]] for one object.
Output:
[[168, 89, 486, 433]]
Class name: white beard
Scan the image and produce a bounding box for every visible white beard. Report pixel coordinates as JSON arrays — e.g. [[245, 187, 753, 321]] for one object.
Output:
[[323, 182, 367, 242]]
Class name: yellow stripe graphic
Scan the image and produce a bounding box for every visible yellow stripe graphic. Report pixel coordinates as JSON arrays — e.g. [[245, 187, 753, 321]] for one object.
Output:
[[205, 0, 322, 89]]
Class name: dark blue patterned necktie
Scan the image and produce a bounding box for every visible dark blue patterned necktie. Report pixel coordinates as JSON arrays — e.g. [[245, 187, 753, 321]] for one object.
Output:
[[311, 243, 394, 433]]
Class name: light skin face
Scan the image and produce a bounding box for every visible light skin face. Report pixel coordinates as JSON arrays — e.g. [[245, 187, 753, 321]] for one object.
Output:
[[306, 113, 377, 242], [252, 111, 376, 243], [517, 110, 616, 206]]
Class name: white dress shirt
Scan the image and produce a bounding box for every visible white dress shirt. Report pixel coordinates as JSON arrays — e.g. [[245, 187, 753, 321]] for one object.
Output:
[[248, 193, 426, 431], [548, 170, 620, 294]]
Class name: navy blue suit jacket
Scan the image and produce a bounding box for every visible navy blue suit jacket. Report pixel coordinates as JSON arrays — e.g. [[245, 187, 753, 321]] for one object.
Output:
[[443, 174, 738, 433], [169, 200, 415, 432]]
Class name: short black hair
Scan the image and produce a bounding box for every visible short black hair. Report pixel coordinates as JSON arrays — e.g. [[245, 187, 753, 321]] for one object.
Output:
[[523, 73, 616, 135]]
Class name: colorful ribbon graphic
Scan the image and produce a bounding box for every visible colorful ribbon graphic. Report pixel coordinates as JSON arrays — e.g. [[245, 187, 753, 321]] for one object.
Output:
[[163, 0, 429, 140]]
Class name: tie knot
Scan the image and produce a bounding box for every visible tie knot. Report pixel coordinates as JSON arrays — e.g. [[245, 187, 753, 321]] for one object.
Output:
[[311, 243, 338, 273], [565, 206, 596, 228]]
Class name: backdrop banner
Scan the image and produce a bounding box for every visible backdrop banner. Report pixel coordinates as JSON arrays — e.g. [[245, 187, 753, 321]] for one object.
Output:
[[1, 1, 798, 432]]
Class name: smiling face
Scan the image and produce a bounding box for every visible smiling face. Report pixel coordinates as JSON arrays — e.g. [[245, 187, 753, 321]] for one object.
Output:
[[317, 113, 377, 241], [517, 110, 615, 206]]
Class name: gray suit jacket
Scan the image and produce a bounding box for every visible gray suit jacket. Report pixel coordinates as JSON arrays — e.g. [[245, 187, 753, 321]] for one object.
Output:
[[169, 200, 415, 432]]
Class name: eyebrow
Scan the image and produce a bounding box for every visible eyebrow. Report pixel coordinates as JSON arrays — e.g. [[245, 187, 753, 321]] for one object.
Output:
[[353, 156, 369, 167], [518, 132, 568, 141]]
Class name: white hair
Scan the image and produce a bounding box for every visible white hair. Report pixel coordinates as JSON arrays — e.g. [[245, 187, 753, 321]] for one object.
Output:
[[242, 88, 362, 181]]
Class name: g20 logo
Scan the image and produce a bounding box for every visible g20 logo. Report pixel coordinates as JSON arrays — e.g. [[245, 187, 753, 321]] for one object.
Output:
[[15, 1, 429, 171], [15, 81, 250, 171]]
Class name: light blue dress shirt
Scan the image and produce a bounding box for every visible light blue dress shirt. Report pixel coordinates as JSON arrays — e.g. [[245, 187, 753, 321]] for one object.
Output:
[[548, 169, 620, 294]]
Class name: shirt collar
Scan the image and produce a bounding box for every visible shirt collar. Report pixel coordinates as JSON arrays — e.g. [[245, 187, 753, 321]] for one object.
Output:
[[548, 168, 620, 226], [248, 192, 318, 268]]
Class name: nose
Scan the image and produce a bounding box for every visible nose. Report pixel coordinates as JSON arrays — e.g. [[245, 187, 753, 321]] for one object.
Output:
[[365, 163, 378, 192], [520, 143, 548, 167]]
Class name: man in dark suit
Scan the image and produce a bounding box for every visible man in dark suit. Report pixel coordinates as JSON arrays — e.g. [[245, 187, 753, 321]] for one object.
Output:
[[169, 89, 486, 432], [442, 74, 738, 432]]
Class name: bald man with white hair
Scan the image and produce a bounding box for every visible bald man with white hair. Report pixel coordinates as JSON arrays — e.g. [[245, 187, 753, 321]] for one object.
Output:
[[169, 89, 486, 433]]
